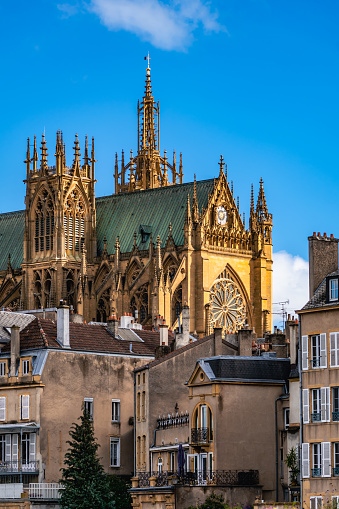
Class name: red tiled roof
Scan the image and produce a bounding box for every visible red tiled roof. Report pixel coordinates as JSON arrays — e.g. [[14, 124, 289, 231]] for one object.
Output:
[[2, 318, 172, 357]]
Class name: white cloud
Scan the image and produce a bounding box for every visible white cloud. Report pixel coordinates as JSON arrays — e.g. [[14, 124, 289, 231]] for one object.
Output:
[[57, 3, 80, 18], [272, 250, 309, 326], [86, 0, 226, 51]]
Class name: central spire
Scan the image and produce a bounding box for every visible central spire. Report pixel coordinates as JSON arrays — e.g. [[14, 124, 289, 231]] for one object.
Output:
[[114, 56, 183, 194]]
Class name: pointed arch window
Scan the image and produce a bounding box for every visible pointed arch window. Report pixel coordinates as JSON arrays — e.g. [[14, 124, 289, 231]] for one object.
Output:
[[34, 191, 54, 253], [64, 190, 85, 254]]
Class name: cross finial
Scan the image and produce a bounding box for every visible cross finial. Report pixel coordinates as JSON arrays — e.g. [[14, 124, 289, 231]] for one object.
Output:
[[145, 52, 151, 70]]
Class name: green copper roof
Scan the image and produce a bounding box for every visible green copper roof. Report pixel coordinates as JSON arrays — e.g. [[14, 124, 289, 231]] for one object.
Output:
[[0, 210, 25, 272], [0, 179, 215, 271], [96, 179, 214, 255]]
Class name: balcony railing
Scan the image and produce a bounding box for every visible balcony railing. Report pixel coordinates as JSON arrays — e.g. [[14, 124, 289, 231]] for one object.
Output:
[[333, 467, 339, 477], [312, 358, 321, 368], [0, 461, 39, 474], [29, 483, 64, 500], [311, 412, 321, 422], [333, 412, 339, 421], [136, 470, 259, 487], [311, 468, 322, 477], [157, 412, 189, 429], [191, 427, 210, 444]]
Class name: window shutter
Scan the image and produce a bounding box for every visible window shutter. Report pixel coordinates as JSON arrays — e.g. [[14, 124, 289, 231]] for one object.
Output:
[[302, 335, 308, 370], [0, 397, 6, 421], [302, 442, 310, 478], [303, 389, 309, 424], [321, 387, 330, 422], [322, 442, 331, 477], [5, 434, 11, 463], [12, 434, 18, 471], [320, 333, 327, 368], [29, 433, 36, 463], [330, 333, 337, 367], [326, 387, 330, 422], [21, 395, 29, 420]]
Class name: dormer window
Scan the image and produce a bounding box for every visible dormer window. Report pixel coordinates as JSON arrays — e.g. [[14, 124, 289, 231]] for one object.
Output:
[[327, 277, 339, 303], [330, 279, 339, 301]]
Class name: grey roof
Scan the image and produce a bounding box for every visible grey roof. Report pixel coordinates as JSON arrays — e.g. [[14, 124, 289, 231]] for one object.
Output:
[[302, 269, 339, 310], [0, 311, 35, 340], [199, 355, 290, 383]]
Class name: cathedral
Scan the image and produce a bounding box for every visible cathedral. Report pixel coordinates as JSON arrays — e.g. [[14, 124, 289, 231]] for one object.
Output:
[[0, 61, 273, 338]]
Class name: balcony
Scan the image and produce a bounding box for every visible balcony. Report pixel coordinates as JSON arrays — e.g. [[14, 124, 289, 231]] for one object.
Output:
[[333, 412, 339, 422], [191, 427, 211, 445], [311, 412, 321, 422], [29, 483, 64, 500], [0, 461, 39, 475], [137, 469, 259, 487], [333, 467, 339, 477], [311, 468, 322, 477]]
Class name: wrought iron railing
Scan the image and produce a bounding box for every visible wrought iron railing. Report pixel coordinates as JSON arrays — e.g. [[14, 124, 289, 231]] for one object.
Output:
[[333, 467, 339, 477], [333, 412, 339, 422], [311, 468, 322, 477], [191, 427, 209, 444], [157, 412, 189, 429], [29, 483, 64, 500], [312, 358, 321, 368], [311, 412, 321, 422], [135, 470, 259, 487], [0, 461, 39, 474]]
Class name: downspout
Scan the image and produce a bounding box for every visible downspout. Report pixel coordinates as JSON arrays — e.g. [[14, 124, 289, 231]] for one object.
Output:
[[275, 392, 289, 502], [298, 314, 303, 508], [150, 427, 159, 474], [133, 373, 136, 477]]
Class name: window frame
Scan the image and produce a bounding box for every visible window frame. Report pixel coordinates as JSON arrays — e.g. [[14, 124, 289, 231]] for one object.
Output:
[[0, 362, 6, 377], [110, 437, 120, 467], [310, 496, 323, 509], [112, 399, 120, 423], [84, 397, 93, 420], [0, 397, 6, 422], [20, 394, 30, 421], [22, 359, 30, 376], [284, 408, 290, 429]]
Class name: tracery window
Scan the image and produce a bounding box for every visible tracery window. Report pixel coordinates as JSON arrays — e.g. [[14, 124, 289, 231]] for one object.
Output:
[[33, 271, 42, 309], [64, 189, 85, 254], [172, 285, 182, 326], [34, 190, 54, 253], [96, 288, 110, 322], [209, 270, 246, 336]]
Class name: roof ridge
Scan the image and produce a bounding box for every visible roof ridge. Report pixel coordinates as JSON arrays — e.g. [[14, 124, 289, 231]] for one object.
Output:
[[36, 317, 49, 347]]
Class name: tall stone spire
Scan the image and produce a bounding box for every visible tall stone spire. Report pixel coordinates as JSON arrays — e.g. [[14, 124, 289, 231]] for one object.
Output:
[[256, 178, 269, 222]]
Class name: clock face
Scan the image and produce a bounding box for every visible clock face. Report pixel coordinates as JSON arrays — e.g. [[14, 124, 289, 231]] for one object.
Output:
[[216, 206, 227, 225]]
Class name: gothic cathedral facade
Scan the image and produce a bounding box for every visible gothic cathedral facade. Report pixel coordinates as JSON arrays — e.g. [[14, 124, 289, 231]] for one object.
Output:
[[0, 62, 273, 337]]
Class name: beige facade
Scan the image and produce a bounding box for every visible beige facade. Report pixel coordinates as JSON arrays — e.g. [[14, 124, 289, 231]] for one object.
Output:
[[298, 233, 339, 509], [0, 309, 160, 486], [133, 327, 291, 506]]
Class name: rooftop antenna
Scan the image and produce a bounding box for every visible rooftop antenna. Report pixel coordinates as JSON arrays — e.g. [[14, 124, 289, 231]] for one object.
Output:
[[273, 300, 289, 331]]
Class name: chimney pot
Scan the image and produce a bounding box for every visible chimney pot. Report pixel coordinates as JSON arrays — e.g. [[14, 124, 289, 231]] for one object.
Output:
[[57, 303, 70, 348]]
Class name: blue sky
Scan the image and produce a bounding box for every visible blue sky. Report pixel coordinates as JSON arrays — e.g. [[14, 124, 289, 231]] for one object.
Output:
[[0, 0, 338, 321]]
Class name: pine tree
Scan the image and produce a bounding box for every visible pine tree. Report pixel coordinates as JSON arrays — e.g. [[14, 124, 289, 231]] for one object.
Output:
[[60, 410, 115, 509]]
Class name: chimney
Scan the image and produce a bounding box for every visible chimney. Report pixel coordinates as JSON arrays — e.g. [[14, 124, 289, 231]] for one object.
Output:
[[213, 325, 223, 356], [159, 324, 168, 346], [182, 304, 189, 344], [308, 233, 339, 298], [57, 301, 70, 348], [10, 326, 20, 377], [107, 315, 119, 337], [238, 328, 253, 356]]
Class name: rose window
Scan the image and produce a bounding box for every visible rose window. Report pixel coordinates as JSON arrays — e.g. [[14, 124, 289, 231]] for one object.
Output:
[[209, 278, 246, 335]]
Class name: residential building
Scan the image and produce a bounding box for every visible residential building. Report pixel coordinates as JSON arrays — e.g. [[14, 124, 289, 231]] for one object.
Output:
[[131, 323, 292, 507], [0, 306, 169, 487], [298, 233, 339, 509]]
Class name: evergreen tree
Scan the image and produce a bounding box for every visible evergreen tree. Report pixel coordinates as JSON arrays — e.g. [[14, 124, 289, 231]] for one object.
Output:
[[60, 410, 115, 509]]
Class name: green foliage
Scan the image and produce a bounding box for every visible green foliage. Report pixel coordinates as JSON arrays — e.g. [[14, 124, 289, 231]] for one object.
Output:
[[60, 410, 115, 509], [285, 447, 300, 484], [108, 475, 132, 509]]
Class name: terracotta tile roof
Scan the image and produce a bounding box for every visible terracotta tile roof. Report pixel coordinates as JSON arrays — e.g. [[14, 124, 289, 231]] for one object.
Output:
[[1, 318, 171, 357]]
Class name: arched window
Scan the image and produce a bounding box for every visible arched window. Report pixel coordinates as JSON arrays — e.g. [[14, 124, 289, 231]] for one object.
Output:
[[192, 404, 214, 442], [172, 284, 182, 325], [34, 190, 54, 253]]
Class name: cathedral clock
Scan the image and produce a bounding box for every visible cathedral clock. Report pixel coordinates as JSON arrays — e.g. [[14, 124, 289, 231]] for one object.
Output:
[[216, 205, 227, 225]]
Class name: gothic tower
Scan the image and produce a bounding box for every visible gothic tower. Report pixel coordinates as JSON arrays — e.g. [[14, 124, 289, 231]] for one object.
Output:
[[21, 132, 97, 314]]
